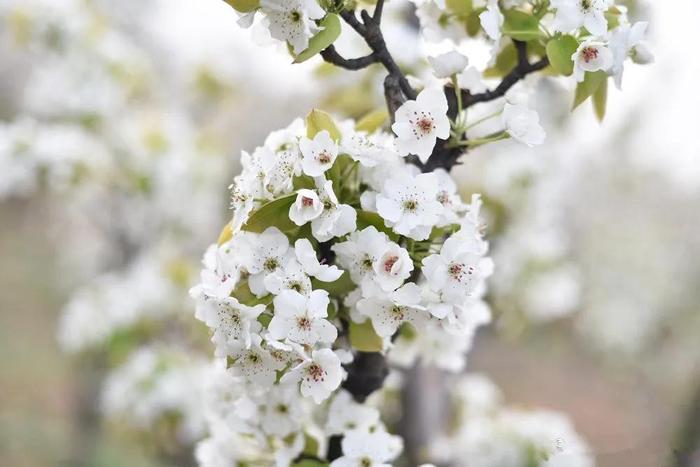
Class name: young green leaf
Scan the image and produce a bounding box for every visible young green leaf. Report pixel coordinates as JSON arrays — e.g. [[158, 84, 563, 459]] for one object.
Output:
[[355, 108, 389, 133], [349, 320, 384, 352], [222, 0, 259, 13], [293, 14, 341, 64], [242, 193, 297, 233], [446, 0, 473, 18], [306, 108, 342, 142], [545, 35, 578, 76], [502, 9, 541, 42], [592, 76, 608, 121], [572, 71, 607, 110], [217, 222, 233, 245], [312, 272, 355, 297]]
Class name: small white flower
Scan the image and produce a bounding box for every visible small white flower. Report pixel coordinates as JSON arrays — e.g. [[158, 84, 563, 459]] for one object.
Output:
[[269, 289, 337, 345], [238, 228, 292, 297], [289, 188, 324, 226], [228, 335, 284, 386], [311, 179, 357, 242], [357, 283, 427, 338], [392, 87, 450, 163], [263, 258, 313, 296], [332, 226, 394, 296], [329, 429, 403, 467], [572, 39, 613, 82], [326, 390, 381, 435], [294, 238, 343, 282], [300, 130, 338, 177], [422, 236, 489, 306], [479, 0, 504, 41], [376, 172, 444, 240], [259, 0, 326, 54], [340, 131, 396, 168], [502, 103, 546, 147], [373, 243, 413, 292], [282, 348, 344, 403], [551, 0, 611, 36], [434, 168, 467, 226], [259, 383, 304, 437], [609, 21, 653, 89], [198, 297, 265, 351], [457, 67, 487, 94], [428, 51, 469, 78]]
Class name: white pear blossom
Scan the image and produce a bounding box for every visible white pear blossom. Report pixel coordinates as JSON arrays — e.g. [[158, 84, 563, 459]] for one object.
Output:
[[609, 21, 654, 89], [340, 131, 396, 168], [326, 390, 381, 435], [428, 51, 469, 78], [329, 429, 403, 467], [300, 130, 338, 177], [294, 238, 343, 282], [434, 168, 468, 226], [376, 172, 444, 240], [502, 103, 546, 147], [480, 0, 504, 41], [239, 227, 292, 297], [289, 189, 324, 226], [228, 335, 284, 386], [372, 243, 414, 292], [197, 297, 266, 351], [332, 226, 394, 296], [572, 39, 614, 82], [263, 258, 313, 296], [258, 382, 304, 437], [422, 236, 490, 305], [310, 179, 357, 242], [282, 348, 344, 403], [551, 0, 611, 36], [259, 0, 326, 54], [357, 283, 427, 338], [269, 289, 337, 345], [392, 87, 450, 163]]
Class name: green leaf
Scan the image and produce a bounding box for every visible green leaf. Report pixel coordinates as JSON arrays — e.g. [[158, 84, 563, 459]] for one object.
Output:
[[293, 14, 341, 64], [446, 0, 473, 17], [592, 76, 608, 122], [545, 35, 578, 76], [306, 109, 342, 142], [312, 272, 355, 297], [222, 0, 259, 13], [292, 461, 327, 467], [355, 108, 389, 133], [466, 8, 485, 37], [349, 320, 384, 352], [293, 174, 316, 190], [502, 9, 541, 42], [483, 42, 517, 78], [326, 153, 355, 188], [356, 210, 399, 242], [572, 70, 607, 110], [242, 194, 297, 233], [231, 282, 271, 307]]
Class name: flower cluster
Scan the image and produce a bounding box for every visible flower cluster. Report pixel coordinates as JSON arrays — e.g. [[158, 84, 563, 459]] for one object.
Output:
[[191, 109, 493, 463], [431, 374, 594, 467]]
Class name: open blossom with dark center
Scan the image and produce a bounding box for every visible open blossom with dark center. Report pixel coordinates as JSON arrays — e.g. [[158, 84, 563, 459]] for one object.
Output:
[[258, 0, 325, 54], [300, 130, 338, 177], [376, 172, 444, 240], [357, 283, 427, 338], [269, 289, 337, 345], [282, 348, 343, 403], [391, 87, 450, 163], [572, 39, 613, 82], [552, 0, 611, 36]]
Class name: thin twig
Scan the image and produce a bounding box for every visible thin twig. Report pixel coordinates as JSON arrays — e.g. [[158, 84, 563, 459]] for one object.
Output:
[[320, 45, 378, 70], [464, 40, 549, 107]]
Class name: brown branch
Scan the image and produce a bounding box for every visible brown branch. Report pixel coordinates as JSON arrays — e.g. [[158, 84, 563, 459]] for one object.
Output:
[[320, 45, 378, 70], [464, 40, 549, 108]]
